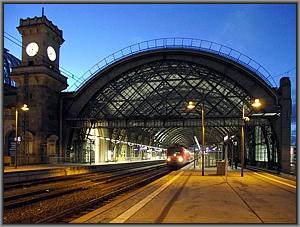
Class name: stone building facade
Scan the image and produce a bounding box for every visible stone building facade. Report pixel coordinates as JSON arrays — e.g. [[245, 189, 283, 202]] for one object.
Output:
[[3, 15, 292, 173], [4, 16, 67, 165]]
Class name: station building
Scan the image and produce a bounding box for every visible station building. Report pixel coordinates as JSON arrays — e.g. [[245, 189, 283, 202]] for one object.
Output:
[[3, 15, 293, 173]]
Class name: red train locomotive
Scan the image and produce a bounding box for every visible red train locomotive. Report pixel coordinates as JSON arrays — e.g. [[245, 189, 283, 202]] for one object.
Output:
[[166, 144, 192, 168]]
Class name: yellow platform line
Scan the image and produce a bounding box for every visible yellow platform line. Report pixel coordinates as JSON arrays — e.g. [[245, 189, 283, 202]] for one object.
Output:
[[110, 171, 184, 223], [253, 172, 296, 189]]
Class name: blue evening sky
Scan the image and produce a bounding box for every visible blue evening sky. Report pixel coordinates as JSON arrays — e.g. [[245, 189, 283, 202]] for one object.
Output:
[[4, 3, 296, 142]]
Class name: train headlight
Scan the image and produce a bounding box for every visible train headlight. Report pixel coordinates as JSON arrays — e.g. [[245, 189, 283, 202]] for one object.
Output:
[[178, 156, 183, 162], [167, 157, 171, 162]]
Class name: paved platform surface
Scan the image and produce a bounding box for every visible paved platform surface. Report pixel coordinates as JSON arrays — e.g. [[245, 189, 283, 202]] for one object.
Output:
[[3, 159, 163, 173], [3, 164, 66, 173], [71, 163, 297, 224]]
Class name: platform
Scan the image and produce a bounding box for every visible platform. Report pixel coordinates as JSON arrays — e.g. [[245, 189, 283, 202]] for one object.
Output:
[[71, 163, 296, 224], [3, 160, 165, 184]]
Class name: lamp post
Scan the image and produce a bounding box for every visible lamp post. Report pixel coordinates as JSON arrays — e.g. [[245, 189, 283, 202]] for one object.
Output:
[[224, 135, 229, 182], [89, 139, 92, 165], [201, 104, 205, 176], [241, 99, 261, 177], [15, 104, 29, 168], [230, 135, 236, 169], [187, 101, 205, 176]]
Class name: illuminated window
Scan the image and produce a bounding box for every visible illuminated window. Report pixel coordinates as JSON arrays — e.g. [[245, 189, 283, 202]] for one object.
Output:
[[255, 126, 267, 162]]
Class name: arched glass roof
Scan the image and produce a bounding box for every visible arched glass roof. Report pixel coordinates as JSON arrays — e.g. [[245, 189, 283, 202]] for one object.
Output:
[[78, 58, 262, 146], [4, 48, 20, 87], [80, 59, 251, 120]]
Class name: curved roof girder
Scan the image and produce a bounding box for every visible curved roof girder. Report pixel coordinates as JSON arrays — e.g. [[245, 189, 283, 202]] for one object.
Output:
[[66, 48, 279, 121]]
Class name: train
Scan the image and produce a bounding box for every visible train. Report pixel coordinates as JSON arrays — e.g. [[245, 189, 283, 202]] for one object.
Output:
[[166, 144, 193, 168]]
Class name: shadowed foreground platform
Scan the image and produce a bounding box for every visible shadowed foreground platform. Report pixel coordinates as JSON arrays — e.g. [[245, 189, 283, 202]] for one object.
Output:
[[71, 164, 296, 224]]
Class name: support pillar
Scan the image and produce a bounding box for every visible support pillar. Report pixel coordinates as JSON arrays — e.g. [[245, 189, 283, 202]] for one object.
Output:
[[278, 77, 291, 173]]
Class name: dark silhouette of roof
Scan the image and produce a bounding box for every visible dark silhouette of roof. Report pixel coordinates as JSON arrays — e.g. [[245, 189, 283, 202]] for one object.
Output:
[[4, 48, 21, 87]]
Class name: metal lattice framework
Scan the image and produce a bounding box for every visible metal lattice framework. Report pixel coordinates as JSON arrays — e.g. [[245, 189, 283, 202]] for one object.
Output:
[[76, 59, 269, 146], [80, 60, 252, 120], [81, 60, 250, 120]]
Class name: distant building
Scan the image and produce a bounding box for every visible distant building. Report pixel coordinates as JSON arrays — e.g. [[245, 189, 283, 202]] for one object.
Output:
[[4, 48, 20, 87], [3, 15, 293, 174], [3, 48, 19, 161]]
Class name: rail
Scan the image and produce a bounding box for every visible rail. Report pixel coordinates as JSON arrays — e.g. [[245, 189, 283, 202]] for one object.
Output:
[[68, 37, 277, 91], [36, 167, 170, 223], [4, 163, 169, 223]]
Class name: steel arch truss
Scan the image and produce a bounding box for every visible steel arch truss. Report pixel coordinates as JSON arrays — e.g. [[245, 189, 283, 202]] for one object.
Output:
[[69, 58, 279, 168], [80, 59, 252, 121], [77, 59, 273, 146]]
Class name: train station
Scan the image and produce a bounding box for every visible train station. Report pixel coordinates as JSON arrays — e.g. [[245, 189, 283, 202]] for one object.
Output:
[[3, 6, 296, 224]]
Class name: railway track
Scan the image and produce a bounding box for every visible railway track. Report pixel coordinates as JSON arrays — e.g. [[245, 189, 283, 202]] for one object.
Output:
[[4, 161, 164, 190], [4, 175, 76, 190], [4, 163, 166, 209], [3, 163, 171, 224], [37, 168, 171, 223]]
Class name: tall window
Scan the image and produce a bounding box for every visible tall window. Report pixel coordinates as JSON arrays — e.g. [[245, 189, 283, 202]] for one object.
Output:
[[255, 126, 268, 161]]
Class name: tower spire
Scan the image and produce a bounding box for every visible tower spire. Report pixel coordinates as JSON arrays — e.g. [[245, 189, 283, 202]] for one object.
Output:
[[42, 7, 44, 16]]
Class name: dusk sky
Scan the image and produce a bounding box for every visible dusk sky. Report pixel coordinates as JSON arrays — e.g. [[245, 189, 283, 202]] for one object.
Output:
[[4, 3, 297, 143]]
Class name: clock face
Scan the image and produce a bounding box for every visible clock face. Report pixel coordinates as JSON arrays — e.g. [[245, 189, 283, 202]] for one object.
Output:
[[47, 46, 56, 61], [26, 42, 39, 56]]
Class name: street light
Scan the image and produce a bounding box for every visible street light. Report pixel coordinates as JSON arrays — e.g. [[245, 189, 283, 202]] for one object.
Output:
[[15, 104, 29, 168], [187, 101, 196, 110], [240, 99, 262, 177], [187, 101, 205, 176], [224, 135, 229, 182]]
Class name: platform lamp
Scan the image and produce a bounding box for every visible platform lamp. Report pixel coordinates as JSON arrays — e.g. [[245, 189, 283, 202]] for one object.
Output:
[[187, 101, 205, 176], [241, 98, 262, 177], [15, 104, 29, 168]]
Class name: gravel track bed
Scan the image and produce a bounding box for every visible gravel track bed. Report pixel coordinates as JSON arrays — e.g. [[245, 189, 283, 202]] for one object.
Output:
[[3, 169, 165, 224], [4, 172, 113, 198]]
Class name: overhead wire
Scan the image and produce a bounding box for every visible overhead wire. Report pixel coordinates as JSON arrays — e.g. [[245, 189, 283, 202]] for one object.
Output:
[[272, 67, 296, 78]]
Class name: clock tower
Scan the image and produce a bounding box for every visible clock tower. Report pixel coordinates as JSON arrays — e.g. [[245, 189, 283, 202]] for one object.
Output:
[[11, 15, 68, 164], [19, 16, 63, 71]]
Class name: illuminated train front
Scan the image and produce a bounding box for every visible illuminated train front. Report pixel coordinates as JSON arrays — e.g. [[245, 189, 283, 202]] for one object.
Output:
[[166, 144, 192, 168]]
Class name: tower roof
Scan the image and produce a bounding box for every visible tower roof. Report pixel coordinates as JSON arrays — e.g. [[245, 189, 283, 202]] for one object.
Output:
[[18, 15, 64, 44], [4, 48, 21, 87]]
